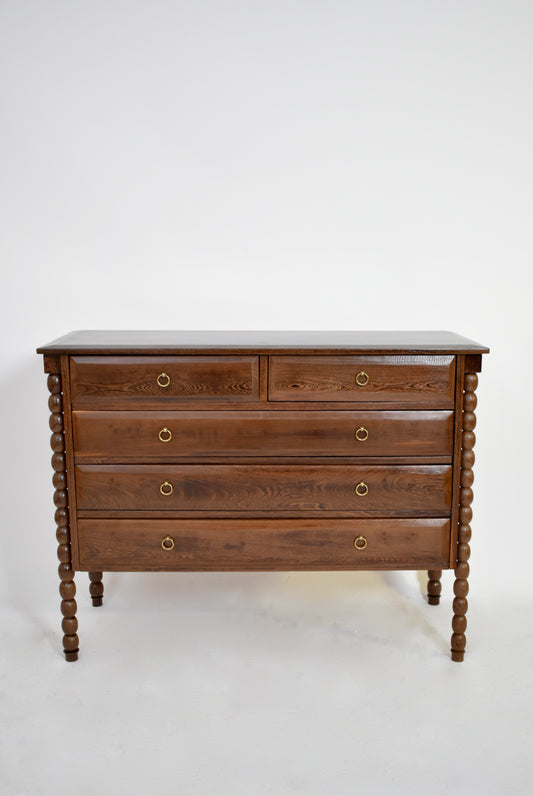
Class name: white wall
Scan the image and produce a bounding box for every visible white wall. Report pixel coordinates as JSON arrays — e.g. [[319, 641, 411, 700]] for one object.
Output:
[[0, 2, 532, 793], [2, 0, 531, 333]]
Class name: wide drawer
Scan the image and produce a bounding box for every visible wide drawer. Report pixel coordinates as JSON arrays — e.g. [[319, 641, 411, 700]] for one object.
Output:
[[70, 356, 260, 404], [77, 518, 451, 571], [268, 355, 455, 402], [72, 410, 454, 459], [75, 464, 452, 515]]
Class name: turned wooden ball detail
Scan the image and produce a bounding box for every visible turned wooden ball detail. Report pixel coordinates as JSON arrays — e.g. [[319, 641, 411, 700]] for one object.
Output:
[[451, 370, 478, 662], [48, 371, 79, 662]]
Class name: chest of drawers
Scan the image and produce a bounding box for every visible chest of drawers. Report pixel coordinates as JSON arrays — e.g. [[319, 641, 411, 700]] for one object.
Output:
[[37, 331, 488, 662]]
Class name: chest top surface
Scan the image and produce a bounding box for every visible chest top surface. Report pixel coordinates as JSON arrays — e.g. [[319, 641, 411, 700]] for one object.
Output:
[[37, 330, 489, 355]]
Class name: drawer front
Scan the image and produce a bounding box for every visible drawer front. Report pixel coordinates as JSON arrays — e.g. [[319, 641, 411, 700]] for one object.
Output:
[[77, 518, 451, 571], [269, 355, 455, 402], [76, 464, 452, 515], [72, 410, 454, 459], [70, 356, 260, 404]]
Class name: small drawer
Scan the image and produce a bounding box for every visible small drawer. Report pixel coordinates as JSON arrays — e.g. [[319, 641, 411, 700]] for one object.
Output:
[[77, 518, 451, 571], [70, 356, 259, 405], [72, 410, 454, 460], [75, 463, 452, 515], [268, 355, 455, 403]]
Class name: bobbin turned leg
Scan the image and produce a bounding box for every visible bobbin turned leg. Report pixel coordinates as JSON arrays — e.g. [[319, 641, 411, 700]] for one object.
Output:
[[427, 570, 442, 605], [451, 372, 477, 662], [89, 572, 104, 606], [58, 562, 78, 661], [48, 372, 79, 661]]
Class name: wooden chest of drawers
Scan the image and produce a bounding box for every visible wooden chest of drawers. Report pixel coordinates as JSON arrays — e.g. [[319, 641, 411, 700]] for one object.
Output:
[[37, 331, 488, 662]]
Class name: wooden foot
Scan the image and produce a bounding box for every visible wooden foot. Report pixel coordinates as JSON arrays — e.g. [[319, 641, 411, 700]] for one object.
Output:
[[451, 650, 465, 663], [89, 572, 104, 606], [49, 371, 79, 662], [450, 372, 477, 662], [427, 569, 442, 605]]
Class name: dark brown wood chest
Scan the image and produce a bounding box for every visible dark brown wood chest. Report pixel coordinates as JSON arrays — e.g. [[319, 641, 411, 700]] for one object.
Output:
[[37, 331, 488, 661]]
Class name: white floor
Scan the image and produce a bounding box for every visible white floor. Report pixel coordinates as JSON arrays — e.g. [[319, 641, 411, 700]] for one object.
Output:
[[2, 567, 532, 796]]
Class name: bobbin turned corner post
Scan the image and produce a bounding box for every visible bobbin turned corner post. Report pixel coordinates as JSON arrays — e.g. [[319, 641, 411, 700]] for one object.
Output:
[[47, 363, 79, 662], [451, 370, 478, 662]]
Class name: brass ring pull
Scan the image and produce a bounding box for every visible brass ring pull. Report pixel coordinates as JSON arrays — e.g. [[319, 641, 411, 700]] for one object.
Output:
[[157, 372, 171, 388], [158, 427, 172, 443], [160, 481, 173, 496], [161, 536, 175, 551], [355, 481, 368, 497], [354, 426, 369, 442], [353, 535, 368, 550], [355, 371, 369, 387]]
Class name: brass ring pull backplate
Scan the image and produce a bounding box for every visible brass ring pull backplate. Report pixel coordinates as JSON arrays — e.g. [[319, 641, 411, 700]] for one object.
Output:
[[157, 372, 171, 388], [161, 536, 175, 551], [355, 481, 368, 497], [158, 427, 172, 443], [160, 481, 173, 496], [353, 535, 368, 550], [354, 426, 369, 442], [355, 371, 369, 387]]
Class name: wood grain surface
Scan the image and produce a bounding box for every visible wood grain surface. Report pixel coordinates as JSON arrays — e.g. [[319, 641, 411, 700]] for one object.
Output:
[[269, 355, 455, 402], [72, 410, 454, 459], [77, 517, 451, 571], [70, 356, 259, 404], [75, 463, 452, 515], [37, 330, 490, 355]]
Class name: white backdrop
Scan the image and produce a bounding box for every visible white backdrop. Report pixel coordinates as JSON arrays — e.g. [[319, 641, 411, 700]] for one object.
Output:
[[1, 2, 532, 795]]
